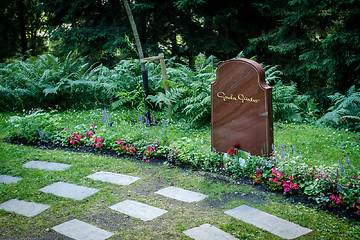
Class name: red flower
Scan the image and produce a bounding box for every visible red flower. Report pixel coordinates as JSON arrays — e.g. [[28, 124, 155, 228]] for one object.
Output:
[[233, 144, 241, 149], [227, 148, 235, 156]]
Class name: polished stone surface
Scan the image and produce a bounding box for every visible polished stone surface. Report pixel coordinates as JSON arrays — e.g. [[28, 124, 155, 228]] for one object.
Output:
[[211, 58, 273, 156]]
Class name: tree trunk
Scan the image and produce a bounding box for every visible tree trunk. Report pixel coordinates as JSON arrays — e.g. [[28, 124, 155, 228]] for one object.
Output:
[[17, 0, 28, 58], [121, 0, 150, 120]]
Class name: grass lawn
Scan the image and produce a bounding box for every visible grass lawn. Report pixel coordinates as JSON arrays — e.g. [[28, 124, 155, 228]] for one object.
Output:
[[0, 109, 359, 239], [0, 142, 359, 239]]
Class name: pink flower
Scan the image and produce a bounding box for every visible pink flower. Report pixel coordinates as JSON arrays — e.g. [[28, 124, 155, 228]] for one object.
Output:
[[289, 175, 294, 181], [276, 171, 282, 178], [355, 175, 359, 180], [223, 164, 226, 169], [155, 143, 159, 146], [284, 187, 290, 192], [329, 194, 335, 201], [336, 197, 341, 205], [70, 139, 74, 144], [175, 152, 178, 155], [256, 168, 261, 174]]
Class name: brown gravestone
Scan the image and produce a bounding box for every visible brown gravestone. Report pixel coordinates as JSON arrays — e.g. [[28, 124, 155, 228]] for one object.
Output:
[[211, 58, 273, 156]]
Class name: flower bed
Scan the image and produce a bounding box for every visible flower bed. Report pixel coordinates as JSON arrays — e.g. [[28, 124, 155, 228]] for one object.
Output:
[[6, 109, 360, 217]]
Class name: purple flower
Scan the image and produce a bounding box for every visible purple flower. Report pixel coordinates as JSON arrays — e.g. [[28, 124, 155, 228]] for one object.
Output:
[[338, 158, 345, 173], [36, 127, 44, 139], [144, 116, 150, 126], [346, 155, 353, 168], [337, 183, 343, 193], [138, 114, 143, 125]]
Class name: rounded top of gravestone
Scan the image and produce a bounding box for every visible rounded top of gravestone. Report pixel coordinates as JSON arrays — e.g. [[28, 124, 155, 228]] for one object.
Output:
[[214, 58, 270, 91]]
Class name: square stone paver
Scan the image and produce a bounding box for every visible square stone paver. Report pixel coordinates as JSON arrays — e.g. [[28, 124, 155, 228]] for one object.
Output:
[[23, 160, 71, 171], [87, 171, 140, 185], [109, 200, 167, 221], [155, 186, 208, 203], [0, 175, 22, 184], [39, 182, 99, 200], [52, 219, 114, 240], [183, 224, 239, 240], [0, 199, 50, 217], [224, 205, 312, 239]]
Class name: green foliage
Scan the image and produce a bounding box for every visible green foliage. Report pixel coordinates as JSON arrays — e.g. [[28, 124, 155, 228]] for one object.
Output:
[[318, 85, 360, 131], [147, 53, 217, 124], [0, 52, 121, 110], [7, 110, 62, 143], [248, 0, 360, 92]]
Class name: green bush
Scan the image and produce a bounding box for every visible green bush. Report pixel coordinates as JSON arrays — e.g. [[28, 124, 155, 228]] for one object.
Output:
[[318, 85, 360, 131]]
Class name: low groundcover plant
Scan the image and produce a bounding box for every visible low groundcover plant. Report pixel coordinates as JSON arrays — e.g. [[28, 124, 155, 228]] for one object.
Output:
[[5, 110, 360, 217]]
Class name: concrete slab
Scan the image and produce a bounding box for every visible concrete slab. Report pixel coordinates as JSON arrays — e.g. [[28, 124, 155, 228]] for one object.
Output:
[[155, 186, 208, 203], [87, 171, 140, 185], [39, 182, 99, 200], [224, 205, 312, 239], [52, 219, 114, 240], [109, 200, 167, 221], [183, 224, 238, 240], [0, 175, 22, 184], [23, 160, 71, 171], [0, 199, 50, 217]]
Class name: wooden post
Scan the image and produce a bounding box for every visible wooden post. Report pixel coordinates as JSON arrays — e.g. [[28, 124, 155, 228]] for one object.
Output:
[[141, 54, 172, 114]]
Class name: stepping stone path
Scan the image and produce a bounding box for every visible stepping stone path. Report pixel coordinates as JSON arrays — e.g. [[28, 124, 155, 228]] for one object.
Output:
[[23, 160, 71, 171], [155, 186, 208, 203], [87, 171, 140, 185], [184, 223, 239, 240], [224, 205, 312, 239], [109, 200, 168, 221], [0, 174, 22, 184], [39, 182, 99, 200], [0, 159, 313, 239], [0, 199, 50, 217], [52, 219, 114, 240]]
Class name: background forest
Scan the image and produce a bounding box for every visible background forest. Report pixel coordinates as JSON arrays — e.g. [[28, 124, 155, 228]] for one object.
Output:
[[1, 0, 360, 130]]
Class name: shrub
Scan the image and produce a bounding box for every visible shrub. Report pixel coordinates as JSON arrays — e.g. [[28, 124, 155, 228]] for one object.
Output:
[[318, 85, 360, 131]]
